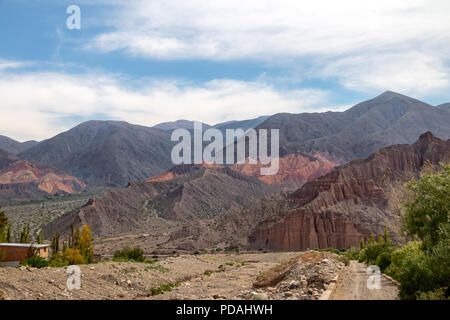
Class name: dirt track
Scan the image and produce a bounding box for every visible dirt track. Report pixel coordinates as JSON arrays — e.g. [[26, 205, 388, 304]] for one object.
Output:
[[332, 261, 398, 300]]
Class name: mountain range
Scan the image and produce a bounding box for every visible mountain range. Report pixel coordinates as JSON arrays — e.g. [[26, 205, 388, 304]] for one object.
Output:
[[18, 121, 175, 188], [1, 90, 449, 211], [42, 132, 450, 253]]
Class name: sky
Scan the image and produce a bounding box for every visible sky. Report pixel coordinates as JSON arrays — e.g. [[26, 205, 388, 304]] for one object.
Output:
[[0, 0, 450, 141]]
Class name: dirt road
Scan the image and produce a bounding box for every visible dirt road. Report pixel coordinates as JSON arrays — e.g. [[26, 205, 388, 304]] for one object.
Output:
[[332, 261, 399, 300]]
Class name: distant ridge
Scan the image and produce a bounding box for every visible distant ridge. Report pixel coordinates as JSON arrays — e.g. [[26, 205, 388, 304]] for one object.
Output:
[[19, 121, 174, 188], [254, 91, 450, 161], [0, 135, 39, 155], [436, 103, 450, 111]]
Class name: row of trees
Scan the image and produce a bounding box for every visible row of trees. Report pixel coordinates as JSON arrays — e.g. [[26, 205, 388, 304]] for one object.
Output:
[[50, 224, 94, 265]]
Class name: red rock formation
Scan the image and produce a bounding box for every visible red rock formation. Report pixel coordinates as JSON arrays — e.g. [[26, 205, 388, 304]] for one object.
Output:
[[249, 132, 450, 251], [231, 153, 341, 189], [0, 160, 86, 194]]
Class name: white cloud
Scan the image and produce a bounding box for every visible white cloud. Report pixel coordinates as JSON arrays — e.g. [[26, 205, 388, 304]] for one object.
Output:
[[0, 60, 28, 71], [318, 52, 450, 96], [0, 69, 331, 141], [87, 0, 450, 95]]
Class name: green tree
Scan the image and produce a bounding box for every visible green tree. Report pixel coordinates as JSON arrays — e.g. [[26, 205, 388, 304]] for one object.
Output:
[[20, 224, 30, 243], [78, 225, 93, 264], [360, 238, 365, 249], [403, 163, 450, 250], [6, 224, 12, 243], [62, 240, 68, 253], [72, 226, 80, 249], [51, 232, 60, 257], [384, 223, 390, 243], [37, 230, 44, 244], [0, 208, 8, 230], [369, 232, 375, 244]]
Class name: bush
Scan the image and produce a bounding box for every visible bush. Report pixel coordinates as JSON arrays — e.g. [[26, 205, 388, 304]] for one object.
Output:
[[417, 287, 449, 300], [113, 246, 145, 262], [22, 256, 49, 268], [358, 242, 397, 271], [375, 251, 392, 272], [204, 270, 212, 276], [344, 247, 361, 260], [150, 283, 177, 296], [49, 253, 70, 267], [385, 241, 422, 279], [64, 248, 84, 265]]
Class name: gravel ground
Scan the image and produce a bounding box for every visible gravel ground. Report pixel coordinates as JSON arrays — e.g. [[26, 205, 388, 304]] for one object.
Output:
[[0, 252, 298, 300]]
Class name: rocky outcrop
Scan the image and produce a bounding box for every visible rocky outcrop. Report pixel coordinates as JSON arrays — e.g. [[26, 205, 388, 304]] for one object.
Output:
[[231, 153, 341, 189], [248, 132, 450, 251]]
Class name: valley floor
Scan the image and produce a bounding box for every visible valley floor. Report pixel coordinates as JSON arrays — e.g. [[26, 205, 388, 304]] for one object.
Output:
[[0, 252, 399, 300]]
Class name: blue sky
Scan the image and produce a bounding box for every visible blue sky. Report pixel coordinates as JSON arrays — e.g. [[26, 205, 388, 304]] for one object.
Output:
[[1, 0, 449, 141]]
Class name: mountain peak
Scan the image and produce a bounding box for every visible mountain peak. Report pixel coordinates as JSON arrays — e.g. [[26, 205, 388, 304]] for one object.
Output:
[[376, 90, 416, 101]]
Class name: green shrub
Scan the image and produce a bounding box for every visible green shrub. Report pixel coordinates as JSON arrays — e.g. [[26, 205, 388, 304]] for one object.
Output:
[[150, 283, 177, 296], [22, 256, 49, 268], [344, 247, 361, 260], [358, 242, 397, 271], [385, 241, 422, 279], [49, 255, 70, 267], [375, 251, 392, 272], [113, 246, 145, 262], [417, 287, 449, 300], [204, 270, 212, 276]]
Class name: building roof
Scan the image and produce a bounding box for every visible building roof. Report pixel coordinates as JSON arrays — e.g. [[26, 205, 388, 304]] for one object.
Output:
[[0, 243, 50, 248]]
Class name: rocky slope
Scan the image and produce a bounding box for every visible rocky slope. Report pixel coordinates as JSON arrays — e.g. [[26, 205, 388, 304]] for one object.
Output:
[[43, 164, 276, 238], [18, 121, 174, 188], [247, 132, 450, 251]]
